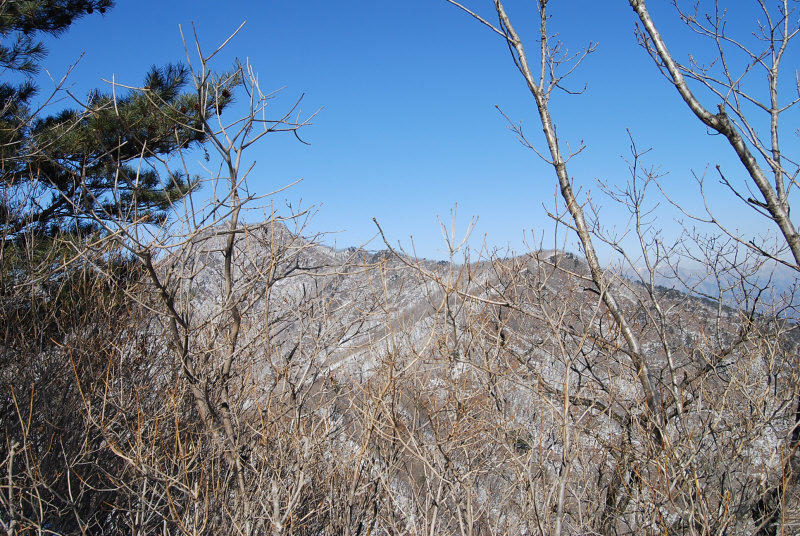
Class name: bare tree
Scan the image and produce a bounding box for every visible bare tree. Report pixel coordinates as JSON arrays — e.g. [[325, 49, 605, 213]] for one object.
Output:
[[629, 0, 800, 272], [440, 0, 800, 534], [627, 2, 800, 533]]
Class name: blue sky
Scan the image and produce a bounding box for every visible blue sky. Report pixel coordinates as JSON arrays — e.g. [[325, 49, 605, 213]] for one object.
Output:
[[34, 1, 800, 261]]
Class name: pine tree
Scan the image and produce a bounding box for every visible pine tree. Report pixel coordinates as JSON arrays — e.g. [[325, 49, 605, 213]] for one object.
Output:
[[0, 1, 230, 237], [0, 2, 116, 202], [5, 64, 231, 236], [0, 1, 113, 93]]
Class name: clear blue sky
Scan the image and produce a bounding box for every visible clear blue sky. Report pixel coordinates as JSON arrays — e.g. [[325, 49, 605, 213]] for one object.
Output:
[[34, 1, 800, 261]]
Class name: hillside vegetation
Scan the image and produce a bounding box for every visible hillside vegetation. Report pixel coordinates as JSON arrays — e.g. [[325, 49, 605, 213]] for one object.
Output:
[[2, 1, 800, 535]]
